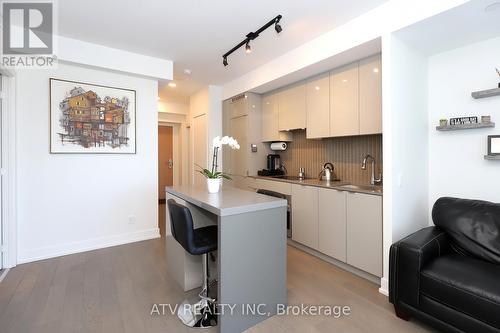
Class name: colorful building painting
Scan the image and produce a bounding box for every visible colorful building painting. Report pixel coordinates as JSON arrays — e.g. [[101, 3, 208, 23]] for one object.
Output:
[[57, 86, 131, 149]]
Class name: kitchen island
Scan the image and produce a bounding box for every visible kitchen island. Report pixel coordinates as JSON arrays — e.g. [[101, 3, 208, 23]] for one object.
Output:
[[166, 185, 288, 333]]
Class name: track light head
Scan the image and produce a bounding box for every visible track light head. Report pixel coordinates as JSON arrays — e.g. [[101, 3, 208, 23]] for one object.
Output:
[[245, 40, 252, 54], [275, 15, 283, 33], [223, 57, 228, 67], [275, 22, 282, 33]]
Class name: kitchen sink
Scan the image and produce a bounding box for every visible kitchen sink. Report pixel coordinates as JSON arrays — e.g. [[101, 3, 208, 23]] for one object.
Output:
[[271, 175, 312, 181], [339, 184, 382, 193]]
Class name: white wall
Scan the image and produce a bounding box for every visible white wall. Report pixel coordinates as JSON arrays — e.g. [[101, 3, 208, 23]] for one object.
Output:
[[58, 36, 173, 80], [188, 86, 223, 186], [158, 100, 188, 115], [379, 33, 430, 294], [428, 36, 500, 208], [16, 62, 159, 263]]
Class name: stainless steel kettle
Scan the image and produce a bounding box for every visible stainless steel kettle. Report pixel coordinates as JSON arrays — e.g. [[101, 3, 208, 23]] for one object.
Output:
[[318, 162, 335, 181]]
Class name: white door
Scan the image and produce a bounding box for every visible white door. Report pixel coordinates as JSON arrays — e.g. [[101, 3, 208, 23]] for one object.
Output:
[[192, 114, 207, 188]]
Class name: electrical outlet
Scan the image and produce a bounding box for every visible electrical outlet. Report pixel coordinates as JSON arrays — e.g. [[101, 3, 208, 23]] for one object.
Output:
[[128, 215, 136, 224]]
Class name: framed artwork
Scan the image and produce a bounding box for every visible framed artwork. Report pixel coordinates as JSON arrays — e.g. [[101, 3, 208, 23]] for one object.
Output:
[[487, 135, 500, 156], [50, 78, 136, 154]]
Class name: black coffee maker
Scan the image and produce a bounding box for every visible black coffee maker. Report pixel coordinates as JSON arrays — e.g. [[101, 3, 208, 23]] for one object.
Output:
[[258, 154, 284, 176], [267, 154, 281, 171]]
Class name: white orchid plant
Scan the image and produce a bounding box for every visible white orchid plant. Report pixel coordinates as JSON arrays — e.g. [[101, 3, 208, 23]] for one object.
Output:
[[196, 136, 240, 180]]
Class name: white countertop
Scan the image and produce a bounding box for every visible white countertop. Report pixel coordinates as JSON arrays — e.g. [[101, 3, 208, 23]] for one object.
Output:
[[166, 185, 287, 217]]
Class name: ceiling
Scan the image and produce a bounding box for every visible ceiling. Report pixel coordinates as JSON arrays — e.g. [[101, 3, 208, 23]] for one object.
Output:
[[394, 0, 500, 55], [58, 0, 388, 103]]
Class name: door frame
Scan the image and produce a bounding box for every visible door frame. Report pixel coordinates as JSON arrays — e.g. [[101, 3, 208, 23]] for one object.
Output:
[[0, 70, 17, 269], [158, 122, 180, 187]]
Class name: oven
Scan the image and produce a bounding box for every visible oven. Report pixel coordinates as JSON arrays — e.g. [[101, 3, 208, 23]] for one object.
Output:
[[256, 189, 292, 238]]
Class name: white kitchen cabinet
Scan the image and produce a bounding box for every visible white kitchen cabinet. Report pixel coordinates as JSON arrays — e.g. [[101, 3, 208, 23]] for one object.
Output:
[[359, 54, 382, 135], [306, 73, 330, 139], [318, 188, 347, 262], [330, 62, 359, 137], [229, 115, 248, 177], [278, 82, 306, 131], [262, 93, 292, 142], [222, 93, 270, 178], [291, 184, 318, 250], [346, 192, 382, 277], [253, 178, 292, 195]]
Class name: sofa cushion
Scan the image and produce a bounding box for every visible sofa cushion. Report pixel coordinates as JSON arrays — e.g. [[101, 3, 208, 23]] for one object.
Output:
[[420, 254, 500, 329], [432, 197, 500, 265]]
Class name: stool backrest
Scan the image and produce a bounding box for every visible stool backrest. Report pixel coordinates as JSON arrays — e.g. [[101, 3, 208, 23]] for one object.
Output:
[[167, 199, 195, 253]]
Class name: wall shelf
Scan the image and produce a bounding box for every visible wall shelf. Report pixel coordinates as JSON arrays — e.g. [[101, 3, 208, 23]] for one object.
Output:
[[436, 122, 495, 131], [484, 155, 500, 160], [471, 87, 500, 99]]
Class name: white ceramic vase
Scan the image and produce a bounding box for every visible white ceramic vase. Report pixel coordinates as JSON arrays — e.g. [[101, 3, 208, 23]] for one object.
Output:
[[206, 178, 221, 193]]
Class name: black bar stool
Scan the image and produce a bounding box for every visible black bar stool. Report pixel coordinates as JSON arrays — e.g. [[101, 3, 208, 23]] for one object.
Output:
[[167, 199, 218, 328]]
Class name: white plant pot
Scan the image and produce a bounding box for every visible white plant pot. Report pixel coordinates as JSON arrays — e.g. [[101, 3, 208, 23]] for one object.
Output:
[[206, 178, 221, 194]]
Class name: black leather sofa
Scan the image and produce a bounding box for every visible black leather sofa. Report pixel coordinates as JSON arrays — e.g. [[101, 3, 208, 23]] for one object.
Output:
[[389, 197, 500, 333]]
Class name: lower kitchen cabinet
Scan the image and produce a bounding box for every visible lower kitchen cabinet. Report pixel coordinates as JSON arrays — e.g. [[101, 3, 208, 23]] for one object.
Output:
[[291, 184, 318, 250], [318, 189, 347, 262], [346, 192, 382, 277]]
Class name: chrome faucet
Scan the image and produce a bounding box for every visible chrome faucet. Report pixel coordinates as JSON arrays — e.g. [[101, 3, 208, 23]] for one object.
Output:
[[362, 154, 382, 186]]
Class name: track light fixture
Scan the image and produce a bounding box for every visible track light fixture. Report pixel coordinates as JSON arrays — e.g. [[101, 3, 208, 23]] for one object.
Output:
[[222, 15, 282, 67]]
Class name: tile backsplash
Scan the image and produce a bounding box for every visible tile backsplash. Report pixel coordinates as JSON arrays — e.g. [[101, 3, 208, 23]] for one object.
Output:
[[278, 130, 382, 184]]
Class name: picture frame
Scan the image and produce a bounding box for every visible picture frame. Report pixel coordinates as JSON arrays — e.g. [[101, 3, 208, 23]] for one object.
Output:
[[487, 135, 500, 156], [50, 78, 137, 154]]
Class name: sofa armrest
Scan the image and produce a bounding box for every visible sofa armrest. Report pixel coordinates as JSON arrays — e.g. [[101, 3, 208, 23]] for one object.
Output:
[[389, 226, 450, 308]]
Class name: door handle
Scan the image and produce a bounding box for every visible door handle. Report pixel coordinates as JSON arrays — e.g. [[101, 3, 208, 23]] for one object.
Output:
[[168, 159, 173, 169]]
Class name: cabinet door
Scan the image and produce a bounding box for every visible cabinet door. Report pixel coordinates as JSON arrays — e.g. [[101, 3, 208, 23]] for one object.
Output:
[[330, 63, 359, 137], [229, 95, 248, 119], [228, 115, 248, 177], [346, 193, 382, 277], [359, 55, 382, 135], [262, 93, 293, 142], [291, 184, 318, 250], [278, 82, 306, 131], [318, 189, 347, 262], [306, 73, 330, 139]]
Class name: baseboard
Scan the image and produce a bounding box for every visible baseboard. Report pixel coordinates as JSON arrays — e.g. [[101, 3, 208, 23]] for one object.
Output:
[[17, 228, 161, 264], [379, 277, 389, 296], [287, 239, 381, 285]]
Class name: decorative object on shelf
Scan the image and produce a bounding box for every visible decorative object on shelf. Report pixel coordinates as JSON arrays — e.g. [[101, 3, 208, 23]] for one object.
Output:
[[50, 78, 136, 154], [487, 135, 500, 156], [436, 122, 495, 131], [450, 116, 478, 126], [439, 119, 448, 127], [197, 136, 240, 193], [482, 115, 492, 124]]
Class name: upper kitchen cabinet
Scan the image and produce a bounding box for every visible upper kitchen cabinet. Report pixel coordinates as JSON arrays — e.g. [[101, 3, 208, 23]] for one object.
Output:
[[278, 81, 306, 131], [359, 54, 382, 135], [223, 93, 270, 179], [262, 93, 292, 142], [306, 73, 330, 139], [330, 62, 359, 137]]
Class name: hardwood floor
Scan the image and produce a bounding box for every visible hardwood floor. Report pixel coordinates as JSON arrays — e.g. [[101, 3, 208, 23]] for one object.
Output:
[[0, 239, 436, 333]]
